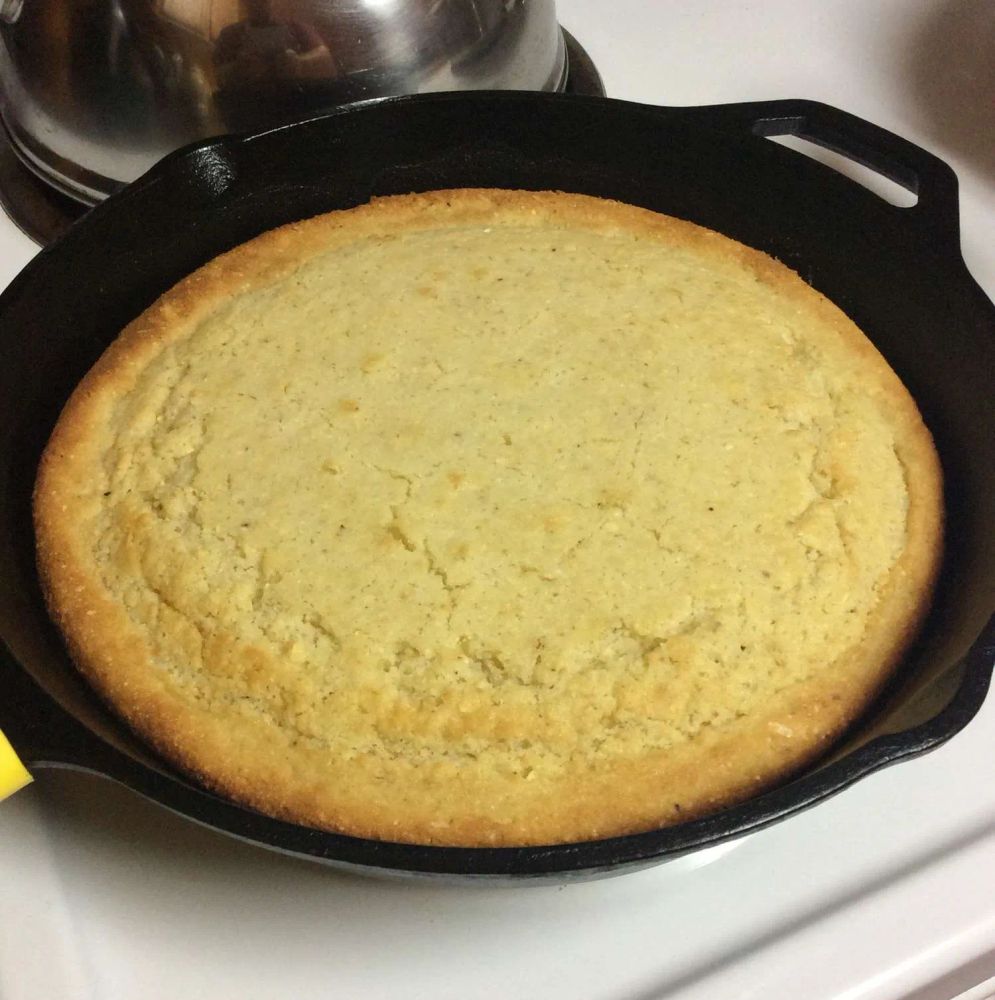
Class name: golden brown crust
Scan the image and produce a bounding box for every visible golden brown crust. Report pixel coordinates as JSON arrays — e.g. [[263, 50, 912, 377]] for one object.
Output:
[[34, 189, 943, 846]]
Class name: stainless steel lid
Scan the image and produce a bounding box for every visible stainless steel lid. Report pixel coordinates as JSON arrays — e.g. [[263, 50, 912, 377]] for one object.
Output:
[[0, 0, 569, 204]]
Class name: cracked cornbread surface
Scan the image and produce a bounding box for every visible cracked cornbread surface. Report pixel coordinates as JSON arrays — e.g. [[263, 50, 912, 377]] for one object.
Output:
[[35, 190, 942, 846]]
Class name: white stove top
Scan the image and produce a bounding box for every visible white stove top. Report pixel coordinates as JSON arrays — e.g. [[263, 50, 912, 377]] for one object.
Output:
[[2, 2, 994, 998]]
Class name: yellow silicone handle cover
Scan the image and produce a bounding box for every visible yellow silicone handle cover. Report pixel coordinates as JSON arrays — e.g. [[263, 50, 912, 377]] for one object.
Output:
[[0, 729, 32, 800]]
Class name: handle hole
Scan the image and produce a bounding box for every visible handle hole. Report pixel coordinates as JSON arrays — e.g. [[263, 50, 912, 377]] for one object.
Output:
[[762, 133, 919, 208]]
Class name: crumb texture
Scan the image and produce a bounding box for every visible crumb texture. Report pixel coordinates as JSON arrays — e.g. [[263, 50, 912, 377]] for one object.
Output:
[[35, 190, 941, 845]]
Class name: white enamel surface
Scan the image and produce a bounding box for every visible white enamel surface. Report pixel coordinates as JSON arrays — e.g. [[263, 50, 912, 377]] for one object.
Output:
[[1, 1, 993, 997]]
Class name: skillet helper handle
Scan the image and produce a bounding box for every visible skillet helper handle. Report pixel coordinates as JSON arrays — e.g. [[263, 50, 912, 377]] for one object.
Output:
[[0, 727, 32, 800], [704, 99, 961, 254]]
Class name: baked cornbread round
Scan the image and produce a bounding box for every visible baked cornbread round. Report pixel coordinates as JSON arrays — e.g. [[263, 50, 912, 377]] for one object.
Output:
[[34, 189, 942, 847]]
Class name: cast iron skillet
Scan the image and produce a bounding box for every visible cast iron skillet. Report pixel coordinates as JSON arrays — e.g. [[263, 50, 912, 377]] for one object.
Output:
[[0, 93, 993, 882]]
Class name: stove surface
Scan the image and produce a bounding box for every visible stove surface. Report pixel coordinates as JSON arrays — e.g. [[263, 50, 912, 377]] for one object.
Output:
[[1, 2, 993, 999]]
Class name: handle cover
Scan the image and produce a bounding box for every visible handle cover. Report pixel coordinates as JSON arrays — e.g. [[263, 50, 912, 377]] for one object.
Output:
[[0, 727, 31, 799]]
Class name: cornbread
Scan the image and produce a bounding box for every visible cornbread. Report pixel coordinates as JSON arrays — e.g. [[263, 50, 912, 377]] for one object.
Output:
[[34, 189, 942, 846]]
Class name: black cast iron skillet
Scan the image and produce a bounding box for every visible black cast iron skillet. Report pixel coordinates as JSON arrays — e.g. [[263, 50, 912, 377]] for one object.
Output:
[[0, 93, 993, 882]]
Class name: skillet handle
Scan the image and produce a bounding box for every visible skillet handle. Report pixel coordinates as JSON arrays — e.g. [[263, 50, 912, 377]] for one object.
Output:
[[695, 98, 961, 254], [0, 653, 113, 775]]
